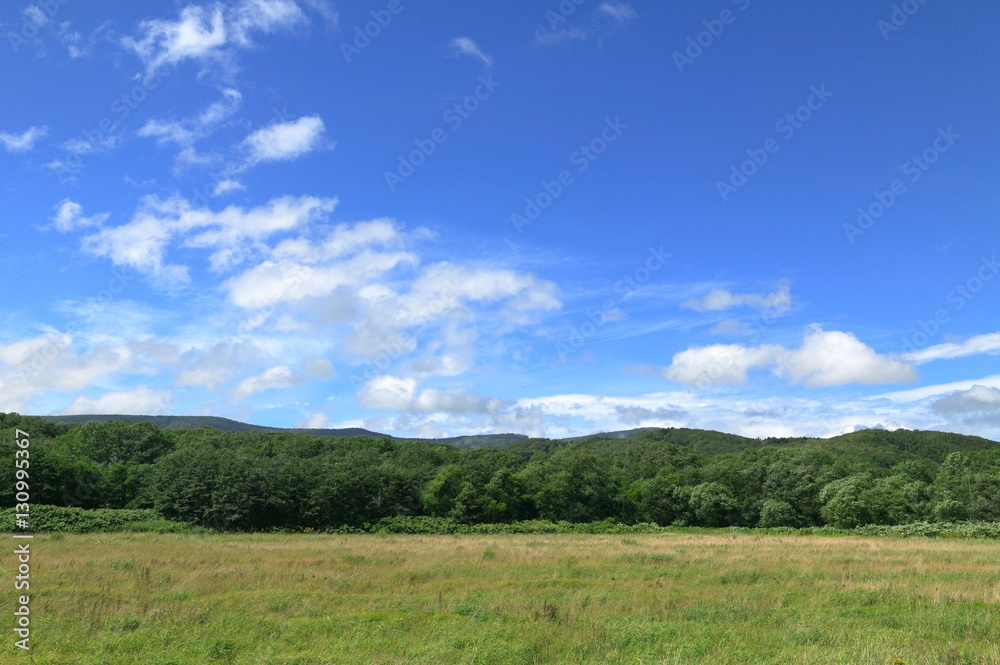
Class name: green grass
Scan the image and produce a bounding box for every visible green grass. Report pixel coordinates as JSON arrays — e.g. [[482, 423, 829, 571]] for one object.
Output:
[[3, 532, 999, 664]]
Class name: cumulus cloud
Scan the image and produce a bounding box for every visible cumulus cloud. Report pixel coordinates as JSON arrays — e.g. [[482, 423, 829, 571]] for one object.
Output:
[[662, 343, 783, 387], [777, 328, 916, 387], [81, 194, 337, 286], [240, 115, 327, 168], [932, 385, 1000, 424], [357, 375, 497, 415], [59, 387, 172, 415], [448, 37, 492, 67], [232, 365, 301, 398], [682, 282, 792, 313], [298, 411, 330, 428], [0, 126, 47, 152], [50, 200, 108, 233], [123, 0, 307, 77], [0, 334, 174, 413], [662, 326, 916, 388]]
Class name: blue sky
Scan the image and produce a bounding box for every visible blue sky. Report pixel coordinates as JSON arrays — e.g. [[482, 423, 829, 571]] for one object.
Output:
[[2, 0, 999, 440]]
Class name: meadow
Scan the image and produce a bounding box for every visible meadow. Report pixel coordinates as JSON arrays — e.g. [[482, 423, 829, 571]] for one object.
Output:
[[3, 532, 999, 664]]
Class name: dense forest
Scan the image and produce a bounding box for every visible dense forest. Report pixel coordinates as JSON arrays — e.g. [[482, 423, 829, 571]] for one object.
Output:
[[4, 412, 1000, 532]]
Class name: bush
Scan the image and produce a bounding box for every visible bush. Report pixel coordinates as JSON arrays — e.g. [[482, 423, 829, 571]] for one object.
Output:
[[0, 505, 199, 533]]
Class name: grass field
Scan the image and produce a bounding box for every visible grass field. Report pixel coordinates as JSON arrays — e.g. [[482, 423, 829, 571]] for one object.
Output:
[[3, 532, 999, 664]]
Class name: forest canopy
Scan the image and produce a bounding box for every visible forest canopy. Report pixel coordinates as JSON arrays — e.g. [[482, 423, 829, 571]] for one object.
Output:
[[4, 413, 1000, 532]]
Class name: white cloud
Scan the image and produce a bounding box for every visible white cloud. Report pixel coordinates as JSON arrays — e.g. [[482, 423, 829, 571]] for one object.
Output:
[[662, 326, 916, 388], [60, 387, 172, 415], [299, 411, 330, 428], [357, 375, 495, 415], [61, 134, 120, 156], [0, 334, 169, 413], [0, 126, 47, 152], [81, 194, 337, 286], [535, 26, 591, 45], [536, 2, 634, 45], [138, 88, 242, 148], [298, 0, 338, 25], [906, 332, 1000, 364], [448, 37, 492, 67], [662, 343, 783, 387], [231, 356, 332, 399], [50, 199, 108, 233], [225, 248, 415, 309], [357, 375, 416, 410], [213, 179, 245, 196], [709, 319, 744, 336], [615, 404, 686, 426], [596, 2, 636, 22], [123, 0, 307, 77], [874, 374, 1000, 404], [24, 5, 50, 27], [240, 115, 326, 168], [778, 328, 916, 387], [233, 365, 301, 398], [0, 333, 72, 368], [932, 384, 1000, 422], [682, 282, 792, 313]]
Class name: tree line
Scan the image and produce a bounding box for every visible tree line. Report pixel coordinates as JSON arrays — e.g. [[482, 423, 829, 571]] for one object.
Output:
[[2, 413, 1000, 531]]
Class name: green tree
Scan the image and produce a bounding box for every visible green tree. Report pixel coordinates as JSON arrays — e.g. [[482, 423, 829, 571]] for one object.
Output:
[[520, 446, 620, 522], [820, 474, 874, 528], [758, 499, 797, 527], [689, 482, 739, 527]]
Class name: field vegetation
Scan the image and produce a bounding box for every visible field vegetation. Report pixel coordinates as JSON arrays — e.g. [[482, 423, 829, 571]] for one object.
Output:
[[4, 531, 999, 664]]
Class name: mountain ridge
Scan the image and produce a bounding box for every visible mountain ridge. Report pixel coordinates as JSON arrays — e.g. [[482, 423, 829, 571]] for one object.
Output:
[[31, 413, 1000, 452]]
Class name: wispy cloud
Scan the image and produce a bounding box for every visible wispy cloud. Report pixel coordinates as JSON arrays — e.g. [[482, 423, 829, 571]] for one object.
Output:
[[905, 332, 1000, 364], [536, 2, 635, 45], [682, 282, 792, 313], [0, 126, 48, 152], [596, 2, 636, 22], [49, 200, 108, 233], [448, 36, 493, 67], [123, 0, 308, 78]]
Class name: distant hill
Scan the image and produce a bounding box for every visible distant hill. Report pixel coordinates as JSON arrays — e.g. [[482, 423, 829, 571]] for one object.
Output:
[[31, 415, 1000, 457], [36, 414, 529, 448]]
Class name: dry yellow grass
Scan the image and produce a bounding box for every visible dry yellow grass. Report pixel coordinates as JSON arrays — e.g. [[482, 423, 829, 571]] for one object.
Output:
[[3, 532, 999, 664]]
